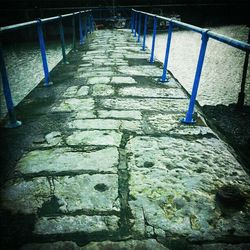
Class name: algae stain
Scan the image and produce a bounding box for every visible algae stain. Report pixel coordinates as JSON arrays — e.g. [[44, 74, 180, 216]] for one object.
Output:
[[190, 214, 200, 230]]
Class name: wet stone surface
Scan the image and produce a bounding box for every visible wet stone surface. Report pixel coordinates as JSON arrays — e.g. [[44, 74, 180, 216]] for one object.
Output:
[[127, 136, 250, 240], [92, 84, 114, 96], [1, 177, 51, 214], [34, 215, 119, 235], [99, 98, 189, 112], [118, 86, 186, 98], [97, 110, 142, 120], [111, 76, 137, 84], [52, 98, 95, 112], [145, 113, 215, 135], [16, 147, 119, 174], [1, 29, 250, 249], [20, 239, 168, 250], [66, 130, 122, 146], [53, 174, 119, 212]]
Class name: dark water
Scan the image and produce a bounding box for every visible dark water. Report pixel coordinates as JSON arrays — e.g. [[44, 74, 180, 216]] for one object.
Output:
[[0, 40, 71, 118], [147, 25, 250, 106]]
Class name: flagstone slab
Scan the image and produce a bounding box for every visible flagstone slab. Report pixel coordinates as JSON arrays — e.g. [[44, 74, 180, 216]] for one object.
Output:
[[17, 147, 119, 174], [20, 241, 80, 250], [78, 72, 114, 78], [52, 98, 95, 112], [68, 119, 121, 130], [1, 173, 119, 215], [63, 86, 79, 98], [81, 239, 168, 250], [126, 136, 250, 240], [118, 66, 148, 76], [20, 239, 168, 250], [75, 110, 96, 119], [67, 119, 142, 133], [97, 110, 142, 120], [54, 174, 119, 212], [34, 215, 119, 235], [145, 113, 215, 135], [110, 76, 136, 84], [66, 130, 122, 147], [118, 86, 186, 98], [92, 84, 114, 96], [76, 86, 89, 96], [1, 177, 50, 214], [99, 98, 189, 113], [86, 77, 110, 85]]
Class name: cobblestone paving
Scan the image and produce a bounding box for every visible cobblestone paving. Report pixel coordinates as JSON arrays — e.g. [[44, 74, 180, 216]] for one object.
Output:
[[1, 30, 250, 249]]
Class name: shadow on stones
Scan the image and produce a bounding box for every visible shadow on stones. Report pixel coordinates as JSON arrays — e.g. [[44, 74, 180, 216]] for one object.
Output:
[[0, 48, 84, 186], [38, 195, 64, 217], [216, 185, 246, 215], [202, 104, 250, 171], [0, 210, 36, 250]]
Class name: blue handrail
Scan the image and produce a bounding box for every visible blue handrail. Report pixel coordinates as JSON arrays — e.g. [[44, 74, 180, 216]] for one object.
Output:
[[0, 10, 93, 128], [131, 9, 250, 124]]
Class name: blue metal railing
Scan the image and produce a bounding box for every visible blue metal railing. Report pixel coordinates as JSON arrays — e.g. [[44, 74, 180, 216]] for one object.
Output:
[[131, 9, 250, 124], [0, 10, 94, 128]]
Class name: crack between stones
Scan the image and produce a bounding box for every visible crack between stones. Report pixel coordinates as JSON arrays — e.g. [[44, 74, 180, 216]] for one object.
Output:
[[117, 133, 134, 237], [37, 209, 120, 218], [31, 230, 120, 246], [14, 170, 117, 180]]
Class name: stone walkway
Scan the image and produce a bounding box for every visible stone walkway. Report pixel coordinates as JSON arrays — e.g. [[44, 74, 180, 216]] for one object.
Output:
[[0, 29, 250, 249]]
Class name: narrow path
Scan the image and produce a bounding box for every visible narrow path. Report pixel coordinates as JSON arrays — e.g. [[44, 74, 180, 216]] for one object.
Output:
[[0, 29, 250, 250]]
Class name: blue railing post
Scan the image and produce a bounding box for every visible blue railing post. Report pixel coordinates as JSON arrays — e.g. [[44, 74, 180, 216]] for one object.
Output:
[[37, 19, 52, 86], [134, 12, 137, 37], [137, 13, 141, 43], [87, 15, 90, 35], [131, 12, 134, 33], [150, 16, 157, 63], [59, 16, 68, 64], [88, 15, 92, 34], [161, 21, 173, 82], [132, 11, 136, 34], [91, 15, 94, 32], [181, 30, 209, 124], [142, 14, 148, 51], [0, 43, 22, 128], [84, 16, 88, 38], [79, 12, 84, 45], [236, 29, 250, 110], [72, 13, 77, 51]]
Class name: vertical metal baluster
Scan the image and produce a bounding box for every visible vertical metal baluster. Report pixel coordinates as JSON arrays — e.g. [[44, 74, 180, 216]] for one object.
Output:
[[150, 16, 157, 63], [72, 13, 76, 51], [0, 41, 22, 128], [134, 12, 137, 37], [59, 16, 68, 64], [37, 19, 52, 86], [142, 14, 148, 51], [85, 15, 88, 38], [79, 12, 84, 45], [181, 30, 209, 124], [89, 15, 91, 34], [131, 12, 134, 33], [236, 28, 250, 110], [133, 11, 136, 34], [91, 15, 94, 32], [88, 15, 92, 34], [137, 13, 141, 43], [161, 21, 173, 82]]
